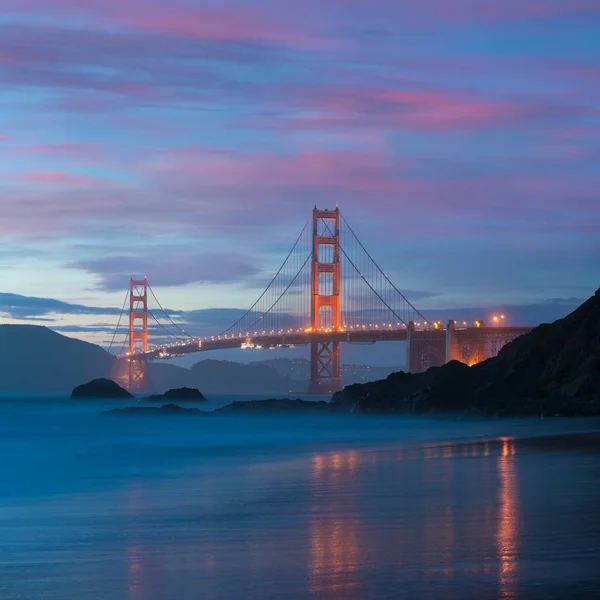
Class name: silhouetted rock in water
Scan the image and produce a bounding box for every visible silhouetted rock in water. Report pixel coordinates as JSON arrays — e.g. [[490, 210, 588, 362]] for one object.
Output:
[[146, 387, 206, 402], [333, 288, 600, 417], [102, 403, 204, 416], [216, 398, 332, 414], [71, 378, 133, 399]]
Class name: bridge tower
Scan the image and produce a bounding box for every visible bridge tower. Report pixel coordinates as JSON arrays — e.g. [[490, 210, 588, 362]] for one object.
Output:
[[309, 207, 342, 393], [128, 278, 148, 389]]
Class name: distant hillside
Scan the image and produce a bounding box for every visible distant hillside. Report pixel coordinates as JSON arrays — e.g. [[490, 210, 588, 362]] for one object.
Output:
[[0, 327, 292, 395], [0, 325, 424, 395], [190, 360, 286, 394], [253, 358, 397, 386], [145, 362, 197, 392], [0, 325, 197, 395], [0, 326, 294, 395], [0, 325, 115, 393]]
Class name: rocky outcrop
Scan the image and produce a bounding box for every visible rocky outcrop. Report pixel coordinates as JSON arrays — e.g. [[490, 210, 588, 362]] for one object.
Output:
[[71, 378, 133, 399], [146, 387, 206, 402], [216, 398, 333, 414], [333, 288, 600, 417], [102, 403, 204, 416]]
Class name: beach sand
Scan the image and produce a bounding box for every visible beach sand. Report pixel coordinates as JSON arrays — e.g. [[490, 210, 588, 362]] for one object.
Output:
[[1, 401, 600, 599]]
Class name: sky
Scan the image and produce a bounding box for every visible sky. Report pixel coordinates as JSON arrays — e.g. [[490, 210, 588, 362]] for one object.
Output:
[[0, 0, 598, 352]]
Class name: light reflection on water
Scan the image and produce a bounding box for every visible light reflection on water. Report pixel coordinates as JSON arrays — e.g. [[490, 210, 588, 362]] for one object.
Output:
[[294, 436, 597, 600], [498, 438, 518, 600], [126, 486, 143, 598], [2, 417, 600, 600], [309, 440, 518, 599], [309, 451, 360, 597]]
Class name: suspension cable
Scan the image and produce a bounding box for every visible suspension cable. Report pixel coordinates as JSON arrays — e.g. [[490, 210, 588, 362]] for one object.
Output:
[[240, 253, 312, 335], [218, 215, 311, 336], [109, 289, 129, 353], [147, 283, 196, 339], [120, 330, 130, 356], [147, 308, 186, 343], [321, 219, 413, 327], [339, 212, 431, 325]]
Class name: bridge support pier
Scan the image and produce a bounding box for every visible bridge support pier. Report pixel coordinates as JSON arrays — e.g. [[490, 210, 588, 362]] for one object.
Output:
[[445, 320, 461, 363], [127, 358, 147, 390], [406, 321, 416, 373], [407, 322, 447, 373], [309, 341, 341, 394], [309, 207, 342, 394]]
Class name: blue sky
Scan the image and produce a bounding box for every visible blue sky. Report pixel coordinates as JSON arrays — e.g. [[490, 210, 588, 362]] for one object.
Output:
[[0, 0, 598, 349]]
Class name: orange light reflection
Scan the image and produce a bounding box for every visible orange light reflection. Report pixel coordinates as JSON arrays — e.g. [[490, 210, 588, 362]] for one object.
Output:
[[309, 450, 360, 598], [497, 438, 518, 599]]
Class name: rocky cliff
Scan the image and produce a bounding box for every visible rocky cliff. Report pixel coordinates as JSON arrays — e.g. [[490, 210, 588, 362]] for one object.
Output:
[[332, 288, 600, 417]]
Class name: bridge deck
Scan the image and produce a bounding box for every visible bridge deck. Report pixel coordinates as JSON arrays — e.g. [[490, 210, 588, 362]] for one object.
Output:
[[127, 326, 534, 361]]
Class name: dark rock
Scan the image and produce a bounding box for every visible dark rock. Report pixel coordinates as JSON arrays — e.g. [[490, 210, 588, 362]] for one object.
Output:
[[146, 387, 206, 402], [339, 288, 600, 417], [71, 378, 133, 399], [102, 403, 204, 416], [216, 398, 333, 414]]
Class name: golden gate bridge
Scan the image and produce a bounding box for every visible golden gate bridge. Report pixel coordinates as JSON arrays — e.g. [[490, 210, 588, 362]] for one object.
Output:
[[109, 207, 532, 392]]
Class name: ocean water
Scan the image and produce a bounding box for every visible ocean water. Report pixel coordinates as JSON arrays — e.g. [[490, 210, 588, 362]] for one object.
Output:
[[1, 395, 600, 599]]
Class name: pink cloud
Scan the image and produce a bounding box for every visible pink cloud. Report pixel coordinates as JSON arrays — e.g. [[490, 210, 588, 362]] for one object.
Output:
[[144, 147, 600, 233], [20, 171, 108, 187], [373, 89, 520, 128], [250, 84, 597, 133], [114, 7, 314, 47], [1, 154, 598, 250], [150, 147, 408, 193], [20, 142, 100, 158], [4, 0, 325, 49]]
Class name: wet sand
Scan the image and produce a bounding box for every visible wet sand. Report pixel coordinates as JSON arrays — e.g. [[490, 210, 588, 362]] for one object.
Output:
[[2, 409, 600, 600]]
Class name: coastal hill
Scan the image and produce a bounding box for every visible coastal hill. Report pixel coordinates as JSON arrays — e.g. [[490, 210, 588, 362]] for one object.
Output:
[[0, 325, 115, 394], [333, 288, 600, 416], [0, 327, 287, 394], [190, 360, 285, 394], [0, 324, 399, 395]]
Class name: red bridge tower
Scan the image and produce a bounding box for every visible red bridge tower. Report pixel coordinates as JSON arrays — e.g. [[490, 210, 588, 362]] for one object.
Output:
[[128, 278, 148, 389], [310, 207, 342, 393]]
